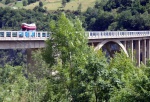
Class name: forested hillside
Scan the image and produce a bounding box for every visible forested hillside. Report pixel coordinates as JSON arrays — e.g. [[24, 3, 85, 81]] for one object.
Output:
[[1, 0, 150, 102], [1, 12, 150, 102], [84, 0, 150, 31], [0, 5, 80, 31], [0, 7, 51, 30], [0, 0, 150, 31]]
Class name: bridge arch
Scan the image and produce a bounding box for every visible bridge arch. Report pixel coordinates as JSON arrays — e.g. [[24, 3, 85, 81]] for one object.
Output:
[[94, 40, 129, 57]]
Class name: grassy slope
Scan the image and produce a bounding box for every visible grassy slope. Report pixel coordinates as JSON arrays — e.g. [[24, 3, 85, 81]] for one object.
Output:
[[1, 0, 97, 12], [0, 2, 5, 7], [14, 1, 23, 8], [64, 0, 96, 12], [24, 0, 97, 12]]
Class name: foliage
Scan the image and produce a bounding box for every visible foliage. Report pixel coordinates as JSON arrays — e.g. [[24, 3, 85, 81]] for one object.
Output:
[[42, 12, 106, 101], [43, 12, 88, 66], [62, 0, 67, 7], [0, 7, 51, 30], [108, 52, 150, 101], [23, 0, 27, 6], [42, 12, 143, 102], [0, 49, 49, 102], [39, 1, 43, 7], [28, 0, 38, 4], [0, 49, 26, 67], [110, 66, 150, 102], [5, 0, 10, 5], [83, 0, 150, 31], [77, 3, 82, 13], [0, 65, 28, 102], [28, 49, 50, 78], [66, 0, 70, 2]]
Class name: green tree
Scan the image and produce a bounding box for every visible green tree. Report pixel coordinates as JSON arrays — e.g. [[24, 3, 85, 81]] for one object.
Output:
[[0, 49, 50, 102], [110, 64, 150, 102], [84, 49, 111, 101], [23, 0, 27, 6], [0, 65, 28, 101], [77, 3, 82, 13], [118, 10, 132, 30], [5, 0, 10, 4], [28, 49, 50, 78], [62, 0, 67, 7], [42, 12, 120, 102], [42, 12, 92, 101], [66, 0, 70, 2], [106, 51, 150, 101], [39, 1, 43, 7], [91, 11, 114, 30]]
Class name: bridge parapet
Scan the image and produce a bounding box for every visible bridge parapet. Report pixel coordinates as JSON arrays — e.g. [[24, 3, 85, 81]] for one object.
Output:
[[0, 31, 50, 41], [87, 31, 150, 39], [0, 31, 150, 41]]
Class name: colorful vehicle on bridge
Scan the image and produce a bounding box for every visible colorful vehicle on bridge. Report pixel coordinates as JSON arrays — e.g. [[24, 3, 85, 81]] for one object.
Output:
[[19, 23, 36, 37]]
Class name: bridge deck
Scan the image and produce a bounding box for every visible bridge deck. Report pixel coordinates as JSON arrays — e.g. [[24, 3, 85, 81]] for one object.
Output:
[[0, 31, 150, 41]]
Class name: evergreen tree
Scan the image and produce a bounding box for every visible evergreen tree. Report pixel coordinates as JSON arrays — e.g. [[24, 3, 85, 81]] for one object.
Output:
[[5, 0, 10, 4], [62, 0, 67, 7], [39, 1, 43, 7], [23, 0, 27, 6], [77, 3, 82, 13]]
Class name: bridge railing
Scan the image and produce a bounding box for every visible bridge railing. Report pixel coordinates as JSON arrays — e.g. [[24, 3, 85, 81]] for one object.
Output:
[[87, 31, 150, 39], [0, 31, 50, 40], [0, 31, 150, 40]]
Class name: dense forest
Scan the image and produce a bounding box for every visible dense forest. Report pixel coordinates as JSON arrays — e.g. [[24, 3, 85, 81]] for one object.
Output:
[[1, 0, 150, 102]]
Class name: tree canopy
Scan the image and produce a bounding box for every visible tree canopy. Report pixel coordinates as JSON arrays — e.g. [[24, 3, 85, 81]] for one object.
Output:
[[1, 1, 150, 101]]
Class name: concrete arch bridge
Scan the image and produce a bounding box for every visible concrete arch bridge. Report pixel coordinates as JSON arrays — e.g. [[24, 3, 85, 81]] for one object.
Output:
[[0, 30, 149, 66]]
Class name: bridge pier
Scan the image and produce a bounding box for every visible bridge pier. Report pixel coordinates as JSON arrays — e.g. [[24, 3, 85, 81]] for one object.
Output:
[[142, 40, 146, 65], [27, 49, 33, 66], [147, 39, 150, 60], [90, 38, 150, 67], [126, 41, 130, 55], [27, 48, 38, 67], [135, 40, 140, 67], [123, 41, 127, 49], [130, 40, 134, 61]]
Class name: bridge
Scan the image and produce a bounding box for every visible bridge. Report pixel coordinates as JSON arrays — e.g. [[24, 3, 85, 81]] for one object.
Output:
[[0, 30, 150, 66]]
